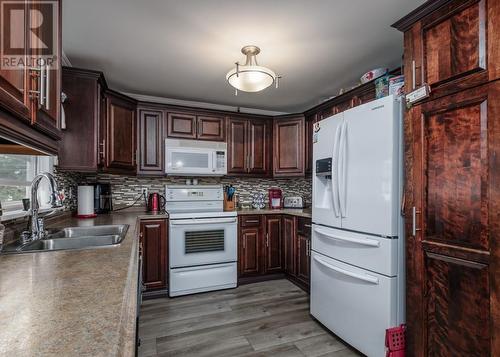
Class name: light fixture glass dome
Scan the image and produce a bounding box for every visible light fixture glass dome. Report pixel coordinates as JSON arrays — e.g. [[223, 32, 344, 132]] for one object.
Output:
[[226, 46, 279, 93]]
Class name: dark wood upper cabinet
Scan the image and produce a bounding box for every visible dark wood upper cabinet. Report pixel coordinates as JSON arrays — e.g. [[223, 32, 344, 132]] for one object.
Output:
[[140, 219, 168, 291], [0, 0, 31, 122], [33, 0, 61, 138], [167, 112, 225, 141], [227, 118, 247, 174], [305, 114, 317, 175], [394, 0, 500, 101], [273, 115, 305, 177], [197, 115, 225, 141], [318, 107, 334, 120], [264, 215, 284, 274], [137, 108, 164, 175], [333, 98, 354, 114], [58, 68, 105, 172], [0, 0, 61, 153], [103, 90, 137, 172], [247, 119, 271, 174], [227, 117, 271, 176], [167, 112, 197, 139]]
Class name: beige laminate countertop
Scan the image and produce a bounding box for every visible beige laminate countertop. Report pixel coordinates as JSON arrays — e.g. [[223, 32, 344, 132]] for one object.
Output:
[[0, 211, 167, 357], [236, 207, 312, 218]]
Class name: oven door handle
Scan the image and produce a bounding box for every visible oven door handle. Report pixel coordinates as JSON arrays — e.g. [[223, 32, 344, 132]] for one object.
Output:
[[170, 218, 237, 225]]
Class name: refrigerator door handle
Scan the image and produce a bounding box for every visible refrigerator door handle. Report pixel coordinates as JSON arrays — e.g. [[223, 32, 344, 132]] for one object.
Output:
[[331, 123, 342, 217], [313, 255, 379, 284], [338, 120, 348, 217], [314, 227, 380, 247]]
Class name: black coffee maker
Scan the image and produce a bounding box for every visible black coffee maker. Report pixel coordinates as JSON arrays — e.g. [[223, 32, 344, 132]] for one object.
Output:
[[94, 183, 113, 213]]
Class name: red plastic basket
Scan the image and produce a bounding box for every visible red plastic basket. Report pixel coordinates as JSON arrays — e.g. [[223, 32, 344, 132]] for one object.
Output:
[[386, 324, 406, 356]]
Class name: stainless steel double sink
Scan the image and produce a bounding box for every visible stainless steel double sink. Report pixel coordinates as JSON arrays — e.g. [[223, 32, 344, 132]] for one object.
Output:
[[5, 224, 129, 253]]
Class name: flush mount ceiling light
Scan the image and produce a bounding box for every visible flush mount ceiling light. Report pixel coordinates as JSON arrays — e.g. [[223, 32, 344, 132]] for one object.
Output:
[[226, 45, 281, 95]]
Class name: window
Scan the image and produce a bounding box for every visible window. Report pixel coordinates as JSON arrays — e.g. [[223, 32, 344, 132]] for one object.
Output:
[[0, 154, 54, 212]]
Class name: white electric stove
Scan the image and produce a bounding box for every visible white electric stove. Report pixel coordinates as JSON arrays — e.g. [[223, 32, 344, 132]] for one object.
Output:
[[165, 185, 237, 297]]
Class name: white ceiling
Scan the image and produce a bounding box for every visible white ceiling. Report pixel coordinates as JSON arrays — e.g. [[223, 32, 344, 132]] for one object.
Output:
[[62, 0, 424, 113]]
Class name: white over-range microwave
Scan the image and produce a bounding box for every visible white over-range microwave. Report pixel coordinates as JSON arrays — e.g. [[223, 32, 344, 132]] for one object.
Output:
[[165, 138, 227, 176]]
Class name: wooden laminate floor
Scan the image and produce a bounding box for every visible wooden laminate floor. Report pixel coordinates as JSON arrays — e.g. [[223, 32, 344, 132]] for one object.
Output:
[[138, 279, 362, 357]]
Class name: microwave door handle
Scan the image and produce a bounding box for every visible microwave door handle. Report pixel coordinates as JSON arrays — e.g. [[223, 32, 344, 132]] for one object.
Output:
[[210, 151, 215, 173]]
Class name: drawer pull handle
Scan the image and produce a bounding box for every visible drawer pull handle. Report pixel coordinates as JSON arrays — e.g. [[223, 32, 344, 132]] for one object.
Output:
[[245, 220, 259, 224], [314, 227, 380, 247], [304, 224, 312, 228], [313, 256, 379, 284]]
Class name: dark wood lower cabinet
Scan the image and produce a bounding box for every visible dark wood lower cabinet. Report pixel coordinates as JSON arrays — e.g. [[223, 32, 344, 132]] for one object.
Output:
[[292, 217, 311, 291], [139, 219, 168, 292], [283, 216, 295, 275], [238, 215, 284, 279], [295, 233, 310, 287], [264, 215, 284, 273], [238, 214, 311, 291], [239, 226, 261, 277]]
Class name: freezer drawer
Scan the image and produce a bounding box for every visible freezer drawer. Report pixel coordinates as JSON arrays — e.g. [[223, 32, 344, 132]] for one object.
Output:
[[312, 224, 398, 277], [169, 262, 237, 297], [310, 252, 398, 357]]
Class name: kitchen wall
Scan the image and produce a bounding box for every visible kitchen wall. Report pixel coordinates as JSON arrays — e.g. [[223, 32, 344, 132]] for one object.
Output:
[[1, 171, 310, 243], [78, 173, 312, 208]]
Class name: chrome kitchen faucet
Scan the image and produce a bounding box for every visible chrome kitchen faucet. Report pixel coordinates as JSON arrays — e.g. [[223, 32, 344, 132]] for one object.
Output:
[[23, 172, 63, 243]]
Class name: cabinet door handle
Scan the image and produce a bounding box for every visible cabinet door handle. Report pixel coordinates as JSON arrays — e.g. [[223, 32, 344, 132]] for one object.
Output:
[[266, 233, 269, 247], [304, 224, 311, 228], [99, 140, 106, 161], [242, 236, 246, 249], [45, 63, 50, 110], [412, 60, 416, 90], [412, 206, 421, 236], [39, 63, 46, 108]]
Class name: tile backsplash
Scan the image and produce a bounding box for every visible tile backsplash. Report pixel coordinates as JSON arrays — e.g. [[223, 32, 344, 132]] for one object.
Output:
[[54, 168, 84, 211], [77, 173, 312, 208]]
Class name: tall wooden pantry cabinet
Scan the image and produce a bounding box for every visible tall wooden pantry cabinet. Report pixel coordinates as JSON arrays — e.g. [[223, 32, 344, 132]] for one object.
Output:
[[393, 0, 500, 355]]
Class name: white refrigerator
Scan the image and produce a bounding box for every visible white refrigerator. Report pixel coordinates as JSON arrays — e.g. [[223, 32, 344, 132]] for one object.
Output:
[[310, 95, 405, 357]]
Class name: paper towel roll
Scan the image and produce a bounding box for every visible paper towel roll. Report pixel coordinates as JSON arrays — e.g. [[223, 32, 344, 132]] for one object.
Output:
[[77, 186, 96, 218]]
